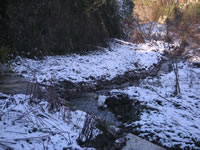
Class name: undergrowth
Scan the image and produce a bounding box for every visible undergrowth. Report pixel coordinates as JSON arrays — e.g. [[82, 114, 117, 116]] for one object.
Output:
[[133, 0, 200, 24], [0, 46, 14, 63]]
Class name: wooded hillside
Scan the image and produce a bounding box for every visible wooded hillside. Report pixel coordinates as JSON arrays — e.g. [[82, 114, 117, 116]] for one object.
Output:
[[0, 0, 122, 57]]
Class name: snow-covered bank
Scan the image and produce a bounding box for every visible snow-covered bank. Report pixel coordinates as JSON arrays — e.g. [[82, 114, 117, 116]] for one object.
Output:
[[0, 94, 95, 150], [12, 40, 171, 84], [111, 62, 200, 149], [7, 37, 200, 149]]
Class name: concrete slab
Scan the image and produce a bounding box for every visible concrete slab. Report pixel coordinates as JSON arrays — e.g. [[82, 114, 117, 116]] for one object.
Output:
[[122, 133, 166, 150]]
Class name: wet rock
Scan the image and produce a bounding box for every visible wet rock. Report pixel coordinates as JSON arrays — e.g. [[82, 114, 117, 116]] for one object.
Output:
[[115, 137, 126, 144], [192, 62, 200, 68], [111, 137, 126, 150], [195, 141, 200, 148], [0, 93, 8, 99]]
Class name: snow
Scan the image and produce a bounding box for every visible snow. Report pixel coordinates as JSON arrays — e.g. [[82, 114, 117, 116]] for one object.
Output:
[[111, 62, 200, 149], [0, 94, 96, 150], [139, 22, 167, 38], [97, 95, 107, 108], [7, 36, 200, 149], [116, 0, 132, 17], [12, 40, 170, 84]]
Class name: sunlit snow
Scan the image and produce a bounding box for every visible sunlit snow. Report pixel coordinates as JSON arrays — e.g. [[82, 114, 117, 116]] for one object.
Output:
[[111, 62, 200, 149], [12, 40, 170, 84]]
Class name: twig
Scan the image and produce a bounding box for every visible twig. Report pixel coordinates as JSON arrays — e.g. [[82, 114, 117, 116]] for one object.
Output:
[[11, 134, 50, 141], [148, 86, 179, 106], [0, 140, 16, 144], [5, 131, 27, 134], [15, 108, 35, 121], [8, 131, 71, 142], [0, 142, 14, 150], [0, 105, 19, 118]]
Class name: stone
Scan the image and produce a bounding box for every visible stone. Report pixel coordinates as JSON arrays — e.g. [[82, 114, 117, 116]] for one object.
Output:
[[0, 93, 8, 99], [122, 133, 166, 150], [111, 137, 126, 150], [115, 137, 126, 144]]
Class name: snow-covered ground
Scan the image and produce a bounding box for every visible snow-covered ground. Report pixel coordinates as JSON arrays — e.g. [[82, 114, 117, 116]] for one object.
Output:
[[111, 62, 200, 149], [139, 22, 167, 38], [6, 38, 200, 149], [0, 94, 95, 150], [12, 40, 171, 84]]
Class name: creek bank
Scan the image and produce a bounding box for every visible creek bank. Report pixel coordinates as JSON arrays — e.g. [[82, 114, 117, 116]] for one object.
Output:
[[74, 92, 166, 150], [59, 59, 166, 100], [109, 61, 200, 149], [0, 39, 178, 149], [0, 58, 170, 149], [60, 61, 172, 149]]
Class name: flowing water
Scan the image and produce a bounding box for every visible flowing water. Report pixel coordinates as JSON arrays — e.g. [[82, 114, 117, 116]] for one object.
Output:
[[0, 65, 30, 94]]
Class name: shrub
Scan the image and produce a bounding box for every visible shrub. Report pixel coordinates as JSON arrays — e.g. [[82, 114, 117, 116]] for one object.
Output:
[[182, 3, 200, 23], [133, 0, 172, 22], [2, 0, 122, 58], [84, 0, 107, 15], [0, 46, 14, 63], [134, 0, 200, 23]]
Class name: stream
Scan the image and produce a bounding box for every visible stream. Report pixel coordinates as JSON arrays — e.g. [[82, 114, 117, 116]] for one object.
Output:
[[0, 60, 172, 149], [0, 60, 172, 125], [0, 65, 30, 94]]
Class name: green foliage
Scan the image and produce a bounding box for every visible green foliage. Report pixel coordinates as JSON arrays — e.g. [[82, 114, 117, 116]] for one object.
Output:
[[0, 46, 13, 63], [84, 0, 107, 14], [2, 0, 122, 57]]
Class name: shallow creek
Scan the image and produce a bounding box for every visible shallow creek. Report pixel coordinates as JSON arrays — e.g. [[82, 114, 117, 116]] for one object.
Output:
[[0, 60, 172, 126]]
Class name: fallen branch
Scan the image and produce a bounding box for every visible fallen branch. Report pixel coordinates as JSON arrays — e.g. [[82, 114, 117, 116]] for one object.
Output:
[[15, 108, 35, 121], [10, 134, 50, 141], [147, 86, 180, 106], [9, 131, 71, 141], [0, 140, 16, 144], [5, 131, 27, 134]]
